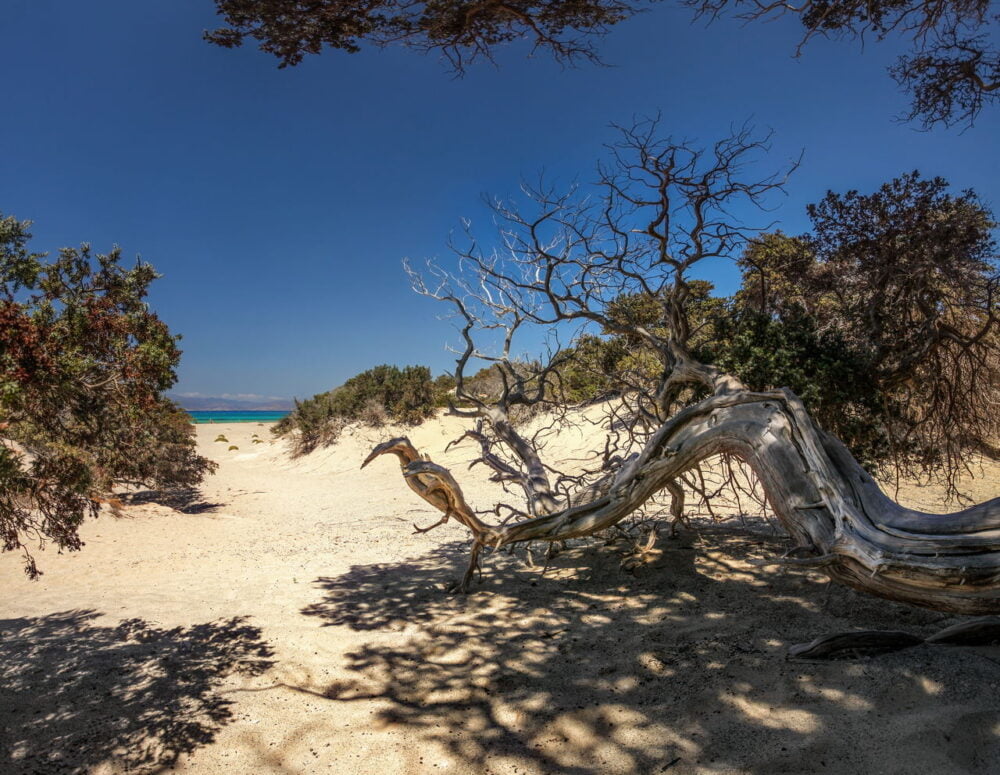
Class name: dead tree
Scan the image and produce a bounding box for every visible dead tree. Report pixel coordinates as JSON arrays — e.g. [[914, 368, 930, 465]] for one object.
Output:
[[365, 119, 1000, 614]]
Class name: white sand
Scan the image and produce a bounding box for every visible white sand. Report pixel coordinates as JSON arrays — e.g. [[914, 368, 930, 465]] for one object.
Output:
[[2, 416, 999, 774]]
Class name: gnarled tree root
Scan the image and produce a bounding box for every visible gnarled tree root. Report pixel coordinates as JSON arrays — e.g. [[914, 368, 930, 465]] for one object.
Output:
[[363, 389, 1000, 613]]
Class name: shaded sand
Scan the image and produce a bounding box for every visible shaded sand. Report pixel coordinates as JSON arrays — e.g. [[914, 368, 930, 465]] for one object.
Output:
[[2, 416, 1000, 774]]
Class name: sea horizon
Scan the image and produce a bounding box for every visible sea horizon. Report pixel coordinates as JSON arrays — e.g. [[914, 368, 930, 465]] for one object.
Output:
[[187, 410, 290, 424]]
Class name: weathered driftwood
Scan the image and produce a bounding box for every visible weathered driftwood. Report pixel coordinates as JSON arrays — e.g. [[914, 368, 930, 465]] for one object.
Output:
[[364, 388, 1000, 613]]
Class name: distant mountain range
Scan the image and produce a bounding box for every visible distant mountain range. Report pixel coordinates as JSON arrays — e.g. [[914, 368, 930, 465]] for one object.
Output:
[[170, 395, 295, 412]]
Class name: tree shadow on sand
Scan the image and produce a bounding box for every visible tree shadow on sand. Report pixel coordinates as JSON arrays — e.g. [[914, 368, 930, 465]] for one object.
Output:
[[120, 487, 224, 514], [0, 611, 274, 774], [302, 528, 1000, 774]]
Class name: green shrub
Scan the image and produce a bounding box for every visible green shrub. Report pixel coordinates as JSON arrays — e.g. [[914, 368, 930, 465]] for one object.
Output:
[[1, 212, 214, 578], [274, 364, 440, 454], [707, 309, 888, 470]]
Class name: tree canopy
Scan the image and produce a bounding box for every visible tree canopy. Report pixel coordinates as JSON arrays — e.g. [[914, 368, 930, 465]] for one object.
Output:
[[206, 0, 998, 126], [205, 0, 632, 70], [0, 214, 214, 577], [690, 0, 999, 127]]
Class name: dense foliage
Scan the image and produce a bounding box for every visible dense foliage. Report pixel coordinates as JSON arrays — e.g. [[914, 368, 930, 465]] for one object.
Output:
[[536, 290, 887, 468], [0, 214, 215, 577], [274, 364, 445, 453], [709, 310, 887, 469]]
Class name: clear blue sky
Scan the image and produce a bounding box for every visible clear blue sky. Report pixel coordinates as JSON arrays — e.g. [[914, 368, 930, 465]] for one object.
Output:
[[3, 0, 998, 400]]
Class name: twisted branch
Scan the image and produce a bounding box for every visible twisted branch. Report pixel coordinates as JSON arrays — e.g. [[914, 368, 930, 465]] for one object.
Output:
[[366, 388, 1000, 612]]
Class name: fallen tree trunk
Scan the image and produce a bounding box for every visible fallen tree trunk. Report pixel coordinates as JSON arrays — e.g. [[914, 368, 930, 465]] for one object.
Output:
[[364, 388, 1000, 613]]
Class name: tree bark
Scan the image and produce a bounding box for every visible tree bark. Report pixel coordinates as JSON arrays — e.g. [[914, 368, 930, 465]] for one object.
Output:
[[365, 388, 1000, 613]]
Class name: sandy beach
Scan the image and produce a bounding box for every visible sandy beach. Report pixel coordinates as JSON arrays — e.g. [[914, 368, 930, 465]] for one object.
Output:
[[3, 416, 1000, 774]]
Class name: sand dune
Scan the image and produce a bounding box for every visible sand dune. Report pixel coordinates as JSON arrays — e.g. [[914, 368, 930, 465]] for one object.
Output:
[[2, 416, 999, 774]]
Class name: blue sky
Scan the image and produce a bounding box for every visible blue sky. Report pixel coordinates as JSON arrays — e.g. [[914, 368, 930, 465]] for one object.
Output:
[[3, 0, 998, 400]]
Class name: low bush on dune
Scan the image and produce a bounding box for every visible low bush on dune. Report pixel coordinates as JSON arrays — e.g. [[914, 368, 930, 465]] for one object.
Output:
[[274, 364, 448, 454]]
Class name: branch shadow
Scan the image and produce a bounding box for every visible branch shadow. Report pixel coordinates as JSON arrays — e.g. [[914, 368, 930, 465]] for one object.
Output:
[[121, 487, 224, 514], [302, 528, 1000, 774], [0, 610, 274, 774]]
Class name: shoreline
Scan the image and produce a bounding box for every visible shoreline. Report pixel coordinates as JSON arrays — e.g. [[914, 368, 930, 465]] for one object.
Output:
[[187, 411, 289, 425]]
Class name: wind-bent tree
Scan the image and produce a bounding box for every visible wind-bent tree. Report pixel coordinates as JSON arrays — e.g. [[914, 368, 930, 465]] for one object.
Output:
[[0, 214, 215, 578], [206, 0, 998, 126], [364, 120, 1000, 614]]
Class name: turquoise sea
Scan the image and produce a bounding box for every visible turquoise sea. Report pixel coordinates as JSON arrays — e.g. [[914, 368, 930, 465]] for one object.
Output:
[[188, 411, 290, 424]]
